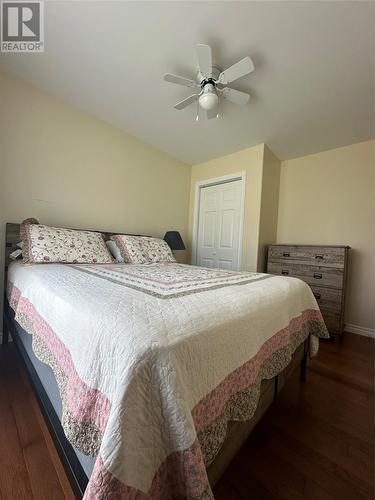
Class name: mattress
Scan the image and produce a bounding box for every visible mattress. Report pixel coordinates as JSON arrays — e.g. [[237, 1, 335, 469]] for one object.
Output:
[[7, 261, 328, 499], [11, 311, 95, 477]]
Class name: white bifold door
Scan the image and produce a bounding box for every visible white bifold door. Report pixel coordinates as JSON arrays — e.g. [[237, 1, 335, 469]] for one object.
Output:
[[196, 179, 243, 270]]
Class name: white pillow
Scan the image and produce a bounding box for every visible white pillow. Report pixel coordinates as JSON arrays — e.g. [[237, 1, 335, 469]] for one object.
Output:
[[106, 240, 125, 263], [9, 241, 24, 260], [9, 248, 23, 260]]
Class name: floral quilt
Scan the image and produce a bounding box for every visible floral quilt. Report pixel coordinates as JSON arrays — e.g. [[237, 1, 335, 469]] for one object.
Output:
[[7, 261, 328, 499]]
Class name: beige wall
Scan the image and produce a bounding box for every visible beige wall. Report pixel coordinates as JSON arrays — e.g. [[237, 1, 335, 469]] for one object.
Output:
[[257, 145, 281, 271], [188, 144, 265, 271], [1, 71, 373, 335], [0, 71, 191, 334], [188, 144, 281, 273], [277, 140, 375, 330]]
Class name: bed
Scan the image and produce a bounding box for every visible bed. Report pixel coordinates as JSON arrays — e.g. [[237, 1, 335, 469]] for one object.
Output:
[[3, 222, 328, 499]]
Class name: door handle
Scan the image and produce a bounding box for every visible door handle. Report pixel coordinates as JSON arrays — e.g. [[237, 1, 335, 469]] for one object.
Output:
[[212, 252, 217, 256]]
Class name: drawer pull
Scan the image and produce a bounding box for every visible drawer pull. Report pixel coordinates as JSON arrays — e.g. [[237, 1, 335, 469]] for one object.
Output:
[[313, 292, 321, 300], [315, 254, 324, 260], [281, 270, 289, 276], [283, 252, 290, 257], [314, 272, 322, 279]]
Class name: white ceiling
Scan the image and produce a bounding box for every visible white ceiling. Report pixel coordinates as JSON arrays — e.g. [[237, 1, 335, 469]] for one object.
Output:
[[0, 1, 373, 164]]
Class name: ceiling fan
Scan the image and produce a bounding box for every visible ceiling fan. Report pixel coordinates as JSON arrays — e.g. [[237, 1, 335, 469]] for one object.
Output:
[[163, 44, 254, 120]]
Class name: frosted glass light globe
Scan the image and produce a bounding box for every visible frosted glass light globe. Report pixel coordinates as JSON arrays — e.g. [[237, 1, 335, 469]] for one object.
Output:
[[199, 91, 218, 111]]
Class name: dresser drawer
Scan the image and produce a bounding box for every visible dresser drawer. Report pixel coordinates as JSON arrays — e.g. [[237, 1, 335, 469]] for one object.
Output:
[[267, 262, 343, 289], [268, 245, 346, 268], [310, 286, 342, 313]]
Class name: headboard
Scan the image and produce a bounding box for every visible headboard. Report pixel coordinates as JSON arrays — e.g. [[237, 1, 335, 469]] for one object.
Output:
[[4, 222, 149, 283]]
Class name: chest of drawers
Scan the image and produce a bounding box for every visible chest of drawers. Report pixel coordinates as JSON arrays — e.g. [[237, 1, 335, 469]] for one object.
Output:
[[267, 245, 350, 337]]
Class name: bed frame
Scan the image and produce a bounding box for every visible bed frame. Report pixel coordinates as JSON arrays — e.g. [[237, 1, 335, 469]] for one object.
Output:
[[3, 222, 308, 498]]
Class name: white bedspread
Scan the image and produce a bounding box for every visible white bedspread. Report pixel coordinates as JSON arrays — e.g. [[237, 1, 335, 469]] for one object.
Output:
[[7, 261, 328, 499]]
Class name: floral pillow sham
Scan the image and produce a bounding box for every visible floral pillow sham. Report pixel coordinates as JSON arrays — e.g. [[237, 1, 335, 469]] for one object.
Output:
[[21, 224, 114, 264], [111, 235, 176, 264]]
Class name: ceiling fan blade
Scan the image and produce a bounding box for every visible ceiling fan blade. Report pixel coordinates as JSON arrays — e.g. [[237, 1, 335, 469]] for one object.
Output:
[[174, 93, 200, 110], [207, 109, 218, 120], [221, 87, 250, 105], [196, 44, 212, 78], [163, 73, 197, 88], [218, 56, 254, 85]]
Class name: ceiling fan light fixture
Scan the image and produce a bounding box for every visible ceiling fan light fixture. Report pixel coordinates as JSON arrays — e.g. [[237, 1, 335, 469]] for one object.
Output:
[[199, 87, 218, 111], [164, 44, 254, 119]]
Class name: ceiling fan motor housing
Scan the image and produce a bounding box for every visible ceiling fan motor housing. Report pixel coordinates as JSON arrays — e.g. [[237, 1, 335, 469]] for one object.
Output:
[[196, 65, 221, 85]]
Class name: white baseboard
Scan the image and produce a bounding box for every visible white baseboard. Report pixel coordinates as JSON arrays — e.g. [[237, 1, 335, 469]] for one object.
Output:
[[344, 323, 375, 338]]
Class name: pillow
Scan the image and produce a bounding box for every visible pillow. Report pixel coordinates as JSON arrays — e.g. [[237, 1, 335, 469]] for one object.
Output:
[[112, 235, 176, 264], [22, 224, 114, 264], [142, 237, 176, 263], [8, 241, 24, 260], [106, 240, 125, 263], [9, 248, 23, 260]]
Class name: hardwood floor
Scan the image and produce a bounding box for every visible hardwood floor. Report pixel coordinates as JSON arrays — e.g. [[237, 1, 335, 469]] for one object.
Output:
[[0, 342, 74, 500], [215, 334, 374, 500], [0, 333, 373, 499]]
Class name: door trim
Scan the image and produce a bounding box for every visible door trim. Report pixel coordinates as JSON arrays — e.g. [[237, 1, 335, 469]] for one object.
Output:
[[191, 171, 246, 269]]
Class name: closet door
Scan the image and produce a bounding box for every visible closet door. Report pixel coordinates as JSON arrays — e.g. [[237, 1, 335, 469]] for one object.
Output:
[[196, 180, 242, 270]]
